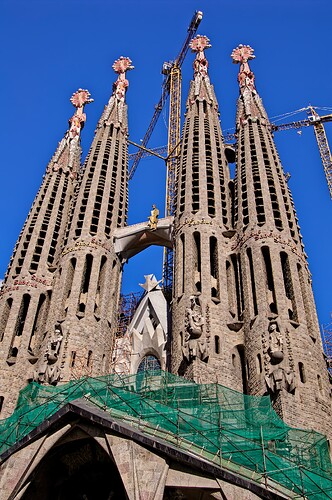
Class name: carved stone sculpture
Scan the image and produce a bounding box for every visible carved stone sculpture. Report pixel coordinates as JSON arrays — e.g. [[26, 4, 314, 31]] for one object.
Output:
[[148, 204, 159, 230], [33, 323, 63, 385], [264, 319, 296, 394], [182, 296, 205, 362]]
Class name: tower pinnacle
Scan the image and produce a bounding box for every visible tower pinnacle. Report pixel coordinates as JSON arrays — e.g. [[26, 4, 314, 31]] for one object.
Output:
[[189, 35, 212, 99], [231, 44, 256, 93], [112, 56, 134, 102], [99, 56, 133, 127], [68, 88, 93, 140]]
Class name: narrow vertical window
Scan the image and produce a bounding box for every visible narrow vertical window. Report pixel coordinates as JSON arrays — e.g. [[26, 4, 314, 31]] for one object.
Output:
[[262, 247, 277, 314], [0, 396, 4, 413], [70, 351, 76, 368], [78, 254, 93, 314], [231, 254, 244, 320], [246, 248, 258, 316], [14, 294, 31, 338], [280, 252, 298, 322], [237, 345, 248, 394], [297, 264, 315, 338], [95, 256, 107, 316], [29, 293, 46, 352], [214, 335, 220, 354], [226, 260, 235, 318], [210, 236, 219, 301], [0, 298, 13, 341], [87, 350, 93, 367], [256, 353, 262, 374], [193, 232, 201, 293], [63, 258, 76, 314], [299, 362, 306, 383]]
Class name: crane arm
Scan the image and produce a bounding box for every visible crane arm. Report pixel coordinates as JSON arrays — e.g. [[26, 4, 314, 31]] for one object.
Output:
[[128, 10, 202, 179]]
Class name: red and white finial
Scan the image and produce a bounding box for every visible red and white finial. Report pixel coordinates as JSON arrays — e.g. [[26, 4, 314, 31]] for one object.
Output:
[[112, 56, 134, 102], [231, 44, 256, 93], [69, 89, 93, 139], [70, 89, 93, 109], [190, 34, 211, 54], [231, 44, 255, 64], [190, 35, 211, 79]]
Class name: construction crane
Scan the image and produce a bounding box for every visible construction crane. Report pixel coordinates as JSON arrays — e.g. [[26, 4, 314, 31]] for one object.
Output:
[[222, 106, 332, 198], [128, 10, 203, 291], [128, 10, 203, 181]]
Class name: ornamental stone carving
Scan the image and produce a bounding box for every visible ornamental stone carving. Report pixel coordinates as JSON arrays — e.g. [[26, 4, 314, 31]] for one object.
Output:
[[182, 296, 207, 362], [264, 319, 296, 395], [33, 323, 64, 385]]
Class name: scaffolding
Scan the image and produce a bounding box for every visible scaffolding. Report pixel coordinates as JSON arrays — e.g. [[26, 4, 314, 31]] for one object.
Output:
[[0, 370, 331, 499], [109, 290, 144, 374], [322, 316, 332, 376]]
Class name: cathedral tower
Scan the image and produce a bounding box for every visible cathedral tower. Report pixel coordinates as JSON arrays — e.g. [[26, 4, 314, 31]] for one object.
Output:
[[231, 45, 331, 437], [33, 57, 133, 386], [0, 89, 92, 416], [171, 36, 241, 387]]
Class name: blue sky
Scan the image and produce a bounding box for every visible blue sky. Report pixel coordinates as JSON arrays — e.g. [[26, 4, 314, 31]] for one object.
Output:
[[1, 0, 331, 326]]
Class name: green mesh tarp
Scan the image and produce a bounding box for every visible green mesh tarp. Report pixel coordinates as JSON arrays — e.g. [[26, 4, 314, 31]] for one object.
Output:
[[0, 370, 331, 499]]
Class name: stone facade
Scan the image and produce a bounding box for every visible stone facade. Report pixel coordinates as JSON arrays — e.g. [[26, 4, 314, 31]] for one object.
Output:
[[171, 42, 332, 440], [0, 35, 331, 499]]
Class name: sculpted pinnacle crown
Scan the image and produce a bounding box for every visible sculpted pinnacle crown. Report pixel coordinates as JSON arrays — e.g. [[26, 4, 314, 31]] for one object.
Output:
[[190, 35, 211, 53], [231, 44, 255, 64], [70, 89, 94, 109], [112, 56, 134, 74]]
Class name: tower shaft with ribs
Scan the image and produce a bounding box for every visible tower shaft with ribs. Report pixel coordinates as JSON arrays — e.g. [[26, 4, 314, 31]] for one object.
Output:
[[0, 90, 91, 416], [231, 44, 331, 437]]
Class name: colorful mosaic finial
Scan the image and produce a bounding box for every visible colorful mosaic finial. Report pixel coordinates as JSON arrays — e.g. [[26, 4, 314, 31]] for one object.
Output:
[[112, 56, 134, 75], [231, 44, 255, 64], [70, 88, 94, 109], [190, 35, 211, 78], [68, 89, 93, 140], [189, 34, 211, 54], [112, 56, 134, 103], [231, 44, 256, 93]]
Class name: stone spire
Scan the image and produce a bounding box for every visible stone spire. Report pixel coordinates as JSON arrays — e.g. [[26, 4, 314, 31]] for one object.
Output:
[[98, 56, 134, 127], [37, 58, 133, 387], [0, 90, 91, 417], [231, 45, 332, 439], [171, 37, 236, 386]]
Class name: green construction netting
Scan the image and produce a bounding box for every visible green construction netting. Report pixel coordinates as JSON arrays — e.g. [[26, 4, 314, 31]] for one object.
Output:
[[0, 369, 331, 499]]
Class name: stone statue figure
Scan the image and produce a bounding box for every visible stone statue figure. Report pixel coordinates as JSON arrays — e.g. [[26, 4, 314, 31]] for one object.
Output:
[[148, 205, 159, 230], [267, 320, 284, 363], [265, 319, 296, 394], [182, 296, 205, 362], [33, 323, 63, 385]]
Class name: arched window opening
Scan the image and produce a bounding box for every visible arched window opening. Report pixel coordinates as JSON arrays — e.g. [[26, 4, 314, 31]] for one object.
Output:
[[137, 355, 161, 373]]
